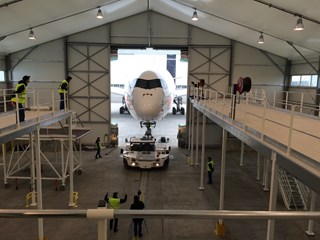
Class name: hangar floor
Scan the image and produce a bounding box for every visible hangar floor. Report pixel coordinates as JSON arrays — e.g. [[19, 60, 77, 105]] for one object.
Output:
[[0, 96, 319, 240]]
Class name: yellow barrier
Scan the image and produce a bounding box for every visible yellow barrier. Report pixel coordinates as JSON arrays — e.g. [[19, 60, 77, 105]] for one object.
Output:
[[73, 192, 79, 208], [25, 192, 37, 208]]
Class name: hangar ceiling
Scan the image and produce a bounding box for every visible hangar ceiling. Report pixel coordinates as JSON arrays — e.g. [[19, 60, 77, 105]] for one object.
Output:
[[0, 0, 320, 61]]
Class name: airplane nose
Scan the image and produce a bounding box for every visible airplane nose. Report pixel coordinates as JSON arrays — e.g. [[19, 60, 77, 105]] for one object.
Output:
[[133, 91, 163, 120], [135, 100, 162, 119]]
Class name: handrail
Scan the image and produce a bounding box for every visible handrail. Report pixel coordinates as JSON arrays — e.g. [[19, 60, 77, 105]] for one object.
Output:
[[191, 87, 320, 164], [1, 209, 320, 220], [278, 168, 292, 209]]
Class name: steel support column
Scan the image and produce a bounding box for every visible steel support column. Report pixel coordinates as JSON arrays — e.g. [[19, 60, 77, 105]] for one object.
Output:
[[256, 152, 261, 181], [29, 133, 36, 206], [240, 141, 244, 166], [35, 125, 44, 240], [68, 114, 75, 207], [195, 109, 200, 166], [267, 151, 278, 240], [190, 105, 195, 165], [216, 128, 227, 235], [199, 113, 206, 190], [305, 191, 317, 236]]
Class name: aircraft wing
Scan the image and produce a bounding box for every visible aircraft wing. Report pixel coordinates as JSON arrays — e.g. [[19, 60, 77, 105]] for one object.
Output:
[[111, 86, 125, 95], [174, 87, 187, 97]]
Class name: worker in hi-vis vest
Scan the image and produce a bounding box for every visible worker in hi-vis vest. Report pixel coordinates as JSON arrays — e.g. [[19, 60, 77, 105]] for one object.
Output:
[[95, 137, 102, 159], [58, 76, 72, 110], [104, 192, 127, 232], [11, 75, 30, 122], [207, 157, 215, 184]]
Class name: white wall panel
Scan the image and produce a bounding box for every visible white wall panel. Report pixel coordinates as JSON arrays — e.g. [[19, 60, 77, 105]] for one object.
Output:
[[10, 39, 65, 82], [68, 25, 110, 43], [111, 12, 149, 45], [151, 13, 189, 46], [190, 27, 230, 45], [67, 42, 110, 144], [233, 42, 286, 101]]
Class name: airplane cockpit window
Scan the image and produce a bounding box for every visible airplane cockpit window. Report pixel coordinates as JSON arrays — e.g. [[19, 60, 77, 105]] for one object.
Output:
[[129, 79, 137, 89], [135, 78, 162, 89], [160, 79, 168, 89]]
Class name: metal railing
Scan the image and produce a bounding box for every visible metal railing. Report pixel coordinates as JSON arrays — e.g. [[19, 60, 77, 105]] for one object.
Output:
[[189, 86, 320, 163], [0, 208, 320, 240], [0, 88, 71, 129]]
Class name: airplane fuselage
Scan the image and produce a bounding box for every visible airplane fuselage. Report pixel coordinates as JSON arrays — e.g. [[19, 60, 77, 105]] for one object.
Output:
[[124, 69, 174, 121]]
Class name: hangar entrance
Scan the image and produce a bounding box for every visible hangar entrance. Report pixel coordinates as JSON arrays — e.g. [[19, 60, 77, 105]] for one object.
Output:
[[110, 48, 188, 147]]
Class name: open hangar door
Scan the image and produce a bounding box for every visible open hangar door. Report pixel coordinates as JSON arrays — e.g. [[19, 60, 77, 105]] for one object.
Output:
[[110, 48, 188, 147], [67, 42, 111, 145]]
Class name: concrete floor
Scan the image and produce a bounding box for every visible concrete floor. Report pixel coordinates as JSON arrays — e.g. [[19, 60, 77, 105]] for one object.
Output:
[[0, 95, 319, 240]]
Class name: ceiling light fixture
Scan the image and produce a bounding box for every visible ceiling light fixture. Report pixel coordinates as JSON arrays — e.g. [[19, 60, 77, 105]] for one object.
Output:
[[294, 17, 304, 31], [96, 7, 103, 19], [258, 33, 264, 44], [28, 28, 36, 40], [191, 8, 198, 21]]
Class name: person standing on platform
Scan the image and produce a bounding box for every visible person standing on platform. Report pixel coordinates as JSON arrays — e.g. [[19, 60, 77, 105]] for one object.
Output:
[[104, 192, 127, 232], [130, 193, 145, 238], [58, 76, 72, 110], [95, 137, 102, 159], [207, 157, 215, 184], [11, 75, 30, 122]]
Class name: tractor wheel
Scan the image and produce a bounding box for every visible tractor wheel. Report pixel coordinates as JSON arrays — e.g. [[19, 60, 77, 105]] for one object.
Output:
[[172, 107, 177, 115]]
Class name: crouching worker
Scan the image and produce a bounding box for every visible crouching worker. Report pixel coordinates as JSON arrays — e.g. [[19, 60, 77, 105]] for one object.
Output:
[[104, 192, 127, 232]]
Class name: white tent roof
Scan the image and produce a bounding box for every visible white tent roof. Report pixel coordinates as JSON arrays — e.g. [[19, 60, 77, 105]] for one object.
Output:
[[0, 0, 319, 60]]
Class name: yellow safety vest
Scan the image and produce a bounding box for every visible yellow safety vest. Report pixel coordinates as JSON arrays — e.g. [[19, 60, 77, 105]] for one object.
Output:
[[11, 82, 27, 104], [58, 79, 68, 94], [207, 160, 215, 172], [108, 198, 120, 209]]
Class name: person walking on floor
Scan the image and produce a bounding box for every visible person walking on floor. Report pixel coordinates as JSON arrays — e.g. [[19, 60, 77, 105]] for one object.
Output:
[[95, 137, 102, 159], [58, 76, 72, 110], [104, 192, 127, 232], [130, 193, 145, 238], [207, 157, 215, 184], [11, 75, 30, 122]]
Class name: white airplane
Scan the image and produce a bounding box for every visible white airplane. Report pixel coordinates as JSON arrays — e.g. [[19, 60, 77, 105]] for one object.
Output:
[[123, 69, 176, 121]]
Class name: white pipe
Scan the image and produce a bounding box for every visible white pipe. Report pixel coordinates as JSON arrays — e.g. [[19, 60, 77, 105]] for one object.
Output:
[[195, 109, 199, 166], [29, 134, 36, 206], [261, 103, 267, 140], [287, 105, 295, 154], [263, 157, 270, 191], [2, 144, 7, 185], [68, 114, 75, 206], [188, 101, 192, 151], [305, 191, 317, 236], [1, 209, 320, 220], [35, 125, 44, 240], [240, 142, 244, 166], [267, 151, 278, 240], [3, 90, 7, 112], [190, 105, 195, 165], [87, 209, 114, 220], [199, 113, 206, 190], [61, 140, 65, 186], [219, 129, 227, 225], [256, 152, 261, 181], [300, 93, 304, 113], [51, 90, 55, 113]]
